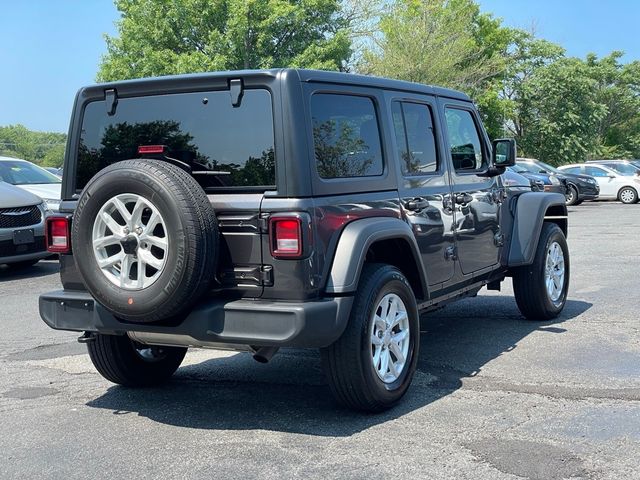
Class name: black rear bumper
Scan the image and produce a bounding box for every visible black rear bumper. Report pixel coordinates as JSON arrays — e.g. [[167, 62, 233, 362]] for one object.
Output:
[[39, 290, 353, 348]]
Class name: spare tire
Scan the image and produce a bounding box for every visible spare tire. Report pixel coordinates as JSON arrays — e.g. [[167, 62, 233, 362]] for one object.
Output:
[[72, 159, 218, 323]]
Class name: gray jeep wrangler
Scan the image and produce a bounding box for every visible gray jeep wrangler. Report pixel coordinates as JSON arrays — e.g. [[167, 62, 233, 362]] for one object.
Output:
[[40, 69, 569, 412]]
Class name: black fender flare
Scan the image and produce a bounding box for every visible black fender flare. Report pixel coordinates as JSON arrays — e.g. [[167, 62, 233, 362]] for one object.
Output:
[[508, 192, 568, 267], [325, 217, 429, 296]]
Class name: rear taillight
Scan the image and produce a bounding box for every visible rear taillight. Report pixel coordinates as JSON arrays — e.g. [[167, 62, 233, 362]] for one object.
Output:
[[46, 216, 71, 253], [270, 217, 302, 258]]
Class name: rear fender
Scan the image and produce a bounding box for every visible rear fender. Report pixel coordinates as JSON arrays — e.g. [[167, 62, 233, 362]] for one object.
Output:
[[325, 217, 429, 298]]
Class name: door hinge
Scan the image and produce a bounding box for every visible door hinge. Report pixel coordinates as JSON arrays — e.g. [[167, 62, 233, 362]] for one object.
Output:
[[494, 233, 505, 247]]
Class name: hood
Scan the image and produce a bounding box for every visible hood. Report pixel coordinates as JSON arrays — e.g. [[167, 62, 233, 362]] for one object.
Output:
[[519, 171, 551, 184], [556, 172, 595, 183], [14, 183, 61, 200], [0, 181, 43, 208]]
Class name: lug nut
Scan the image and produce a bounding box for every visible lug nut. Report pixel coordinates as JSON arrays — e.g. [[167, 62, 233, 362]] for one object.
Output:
[[135, 227, 143, 235]]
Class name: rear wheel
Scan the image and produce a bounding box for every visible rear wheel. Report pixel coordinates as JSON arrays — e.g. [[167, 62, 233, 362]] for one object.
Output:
[[321, 264, 419, 412], [87, 334, 186, 387], [513, 223, 569, 320], [618, 187, 638, 204]]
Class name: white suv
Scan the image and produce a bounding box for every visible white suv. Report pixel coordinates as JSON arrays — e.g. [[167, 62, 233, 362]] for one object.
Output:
[[558, 163, 640, 204]]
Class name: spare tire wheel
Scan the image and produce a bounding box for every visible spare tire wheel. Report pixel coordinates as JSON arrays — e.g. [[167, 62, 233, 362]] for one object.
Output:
[[72, 159, 218, 323]]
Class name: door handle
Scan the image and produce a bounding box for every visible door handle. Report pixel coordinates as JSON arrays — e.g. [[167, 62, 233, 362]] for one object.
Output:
[[405, 197, 429, 210], [455, 193, 473, 205]]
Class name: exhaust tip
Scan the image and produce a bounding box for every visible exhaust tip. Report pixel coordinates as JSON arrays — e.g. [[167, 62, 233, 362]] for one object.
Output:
[[252, 346, 279, 363]]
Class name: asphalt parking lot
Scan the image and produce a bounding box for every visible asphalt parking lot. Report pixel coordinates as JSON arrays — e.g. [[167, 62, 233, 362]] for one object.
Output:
[[1, 201, 639, 479]]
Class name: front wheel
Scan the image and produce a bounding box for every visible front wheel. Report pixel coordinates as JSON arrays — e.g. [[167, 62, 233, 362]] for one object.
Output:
[[87, 334, 187, 387], [321, 264, 420, 412], [512, 223, 570, 320], [565, 185, 579, 206]]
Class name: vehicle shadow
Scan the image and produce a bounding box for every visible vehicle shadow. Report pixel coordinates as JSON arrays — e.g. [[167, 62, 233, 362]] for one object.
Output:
[[0, 259, 59, 281], [86, 295, 592, 437]]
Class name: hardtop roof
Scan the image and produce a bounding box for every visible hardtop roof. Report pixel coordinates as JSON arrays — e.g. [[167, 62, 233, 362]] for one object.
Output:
[[80, 68, 471, 102]]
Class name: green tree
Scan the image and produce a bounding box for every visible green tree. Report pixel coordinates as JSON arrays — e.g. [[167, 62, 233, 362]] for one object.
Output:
[[0, 125, 66, 166], [586, 52, 640, 159], [516, 57, 607, 165], [98, 0, 352, 81], [361, 0, 504, 92]]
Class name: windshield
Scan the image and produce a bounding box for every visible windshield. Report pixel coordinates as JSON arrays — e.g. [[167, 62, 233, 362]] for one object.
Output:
[[533, 159, 561, 173], [515, 162, 542, 174], [0, 160, 62, 185]]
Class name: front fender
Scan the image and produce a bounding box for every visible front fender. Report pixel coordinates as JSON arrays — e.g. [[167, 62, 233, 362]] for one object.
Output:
[[325, 217, 428, 295], [508, 192, 567, 266]]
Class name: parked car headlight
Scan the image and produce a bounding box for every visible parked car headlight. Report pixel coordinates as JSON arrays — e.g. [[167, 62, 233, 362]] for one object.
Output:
[[549, 176, 560, 185], [43, 198, 61, 211], [586, 178, 597, 185]]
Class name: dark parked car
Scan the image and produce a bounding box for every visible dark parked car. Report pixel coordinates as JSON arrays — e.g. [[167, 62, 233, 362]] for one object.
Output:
[[517, 158, 599, 205], [0, 181, 49, 267], [510, 163, 566, 195], [504, 167, 544, 191], [39, 69, 569, 412]]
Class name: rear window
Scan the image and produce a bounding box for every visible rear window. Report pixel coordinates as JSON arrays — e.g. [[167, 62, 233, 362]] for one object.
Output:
[[76, 89, 275, 191], [311, 93, 384, 179]]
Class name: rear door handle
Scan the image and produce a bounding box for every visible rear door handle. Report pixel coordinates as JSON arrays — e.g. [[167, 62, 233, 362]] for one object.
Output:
[[405, 197, 429, 210]]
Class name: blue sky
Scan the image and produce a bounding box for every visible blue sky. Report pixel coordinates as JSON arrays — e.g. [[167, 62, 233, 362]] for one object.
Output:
[[1, 0, 639, 133]]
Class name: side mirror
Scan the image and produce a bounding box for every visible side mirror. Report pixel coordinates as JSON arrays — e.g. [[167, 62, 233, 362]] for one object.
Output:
[[492, 139, 516, 167]]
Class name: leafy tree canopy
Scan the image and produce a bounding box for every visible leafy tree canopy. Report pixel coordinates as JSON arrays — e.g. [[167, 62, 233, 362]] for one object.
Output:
[[97, 0, 352, 81]]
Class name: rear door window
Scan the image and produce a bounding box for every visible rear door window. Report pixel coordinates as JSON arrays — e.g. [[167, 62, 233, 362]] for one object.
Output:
[[77, 89, 275, 191], [584, 166, 609, 177], [392, 101, 438, 175], [310, 94, 384, 179]]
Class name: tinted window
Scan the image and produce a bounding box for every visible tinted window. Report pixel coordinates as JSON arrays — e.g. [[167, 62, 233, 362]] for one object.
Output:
[[584, 166, 609, 177], [0, 160, 61, 185], [311, 94, 383, 179], [392, 102, 438, 175], [77, 89, 275, 191], [562, 167, 582, 175], [444, 108, 485, 171]]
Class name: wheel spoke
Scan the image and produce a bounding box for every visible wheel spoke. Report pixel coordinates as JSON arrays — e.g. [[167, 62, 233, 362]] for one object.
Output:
[[101, 211, 124, 236], [142, 235, 167, 250], [387, 298, 398, 327], [380, 349, 390, 376], [374, 315, 386, 332], [388, 356, 399, 378], [112, 197, 132, 225], [389, 341, 405, 365], [138, 250, 163, 270], [97, 251, 124, 269], [392, 329, 408, 344], [136, 258, 146, 288], [390, 311, 407, 330], [119, 255, 132, 287], [130, 198, 146, 227], [372, 346, 382, 368], [145, 210, 161, 231], [93, 235, 120, 249], [371, 333, 383, 346]]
